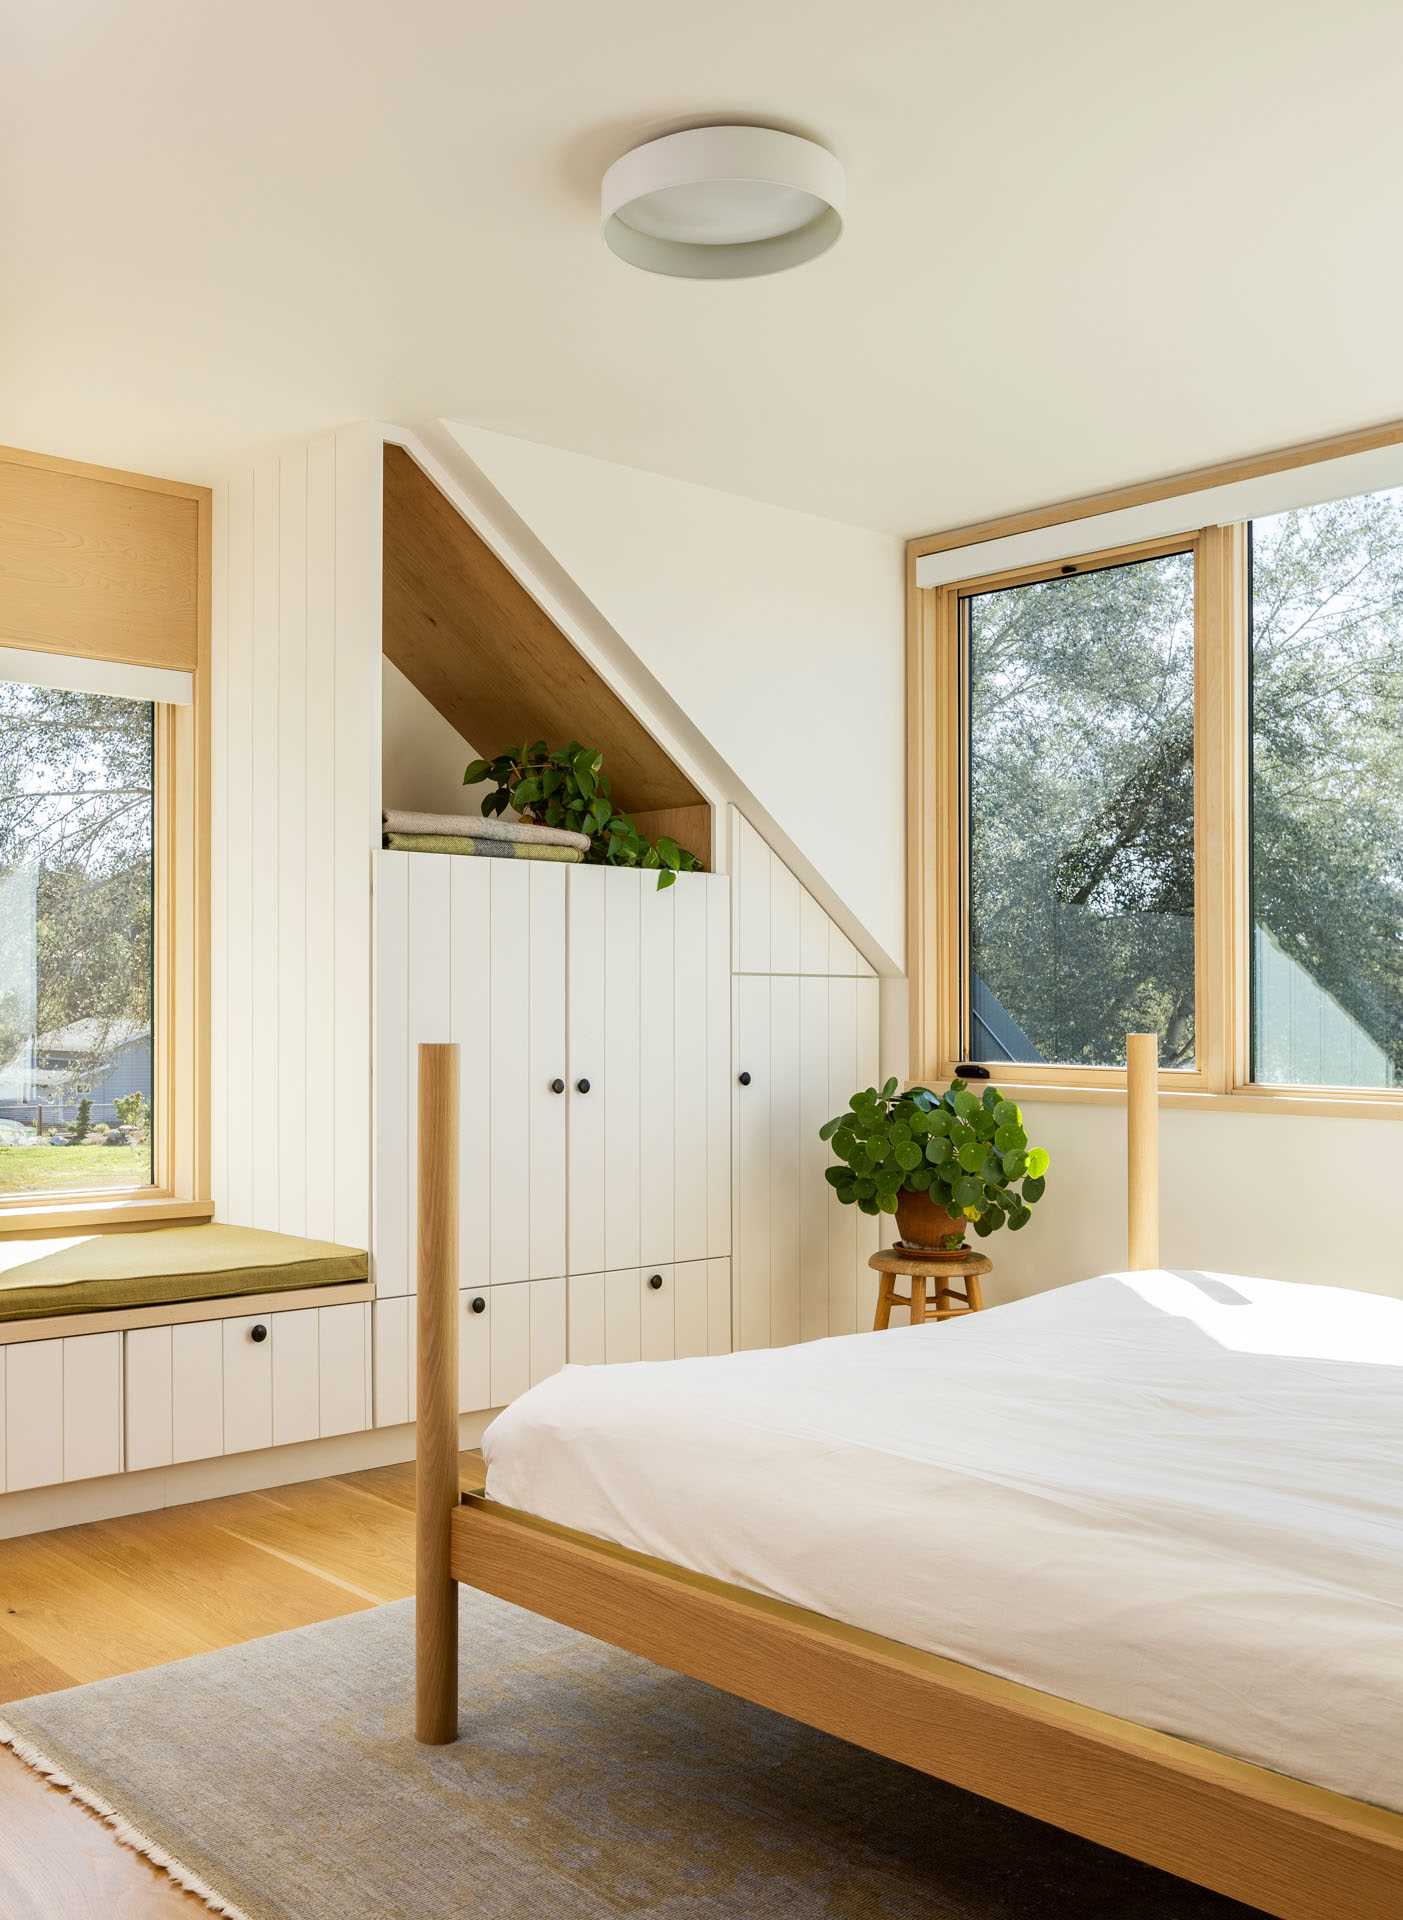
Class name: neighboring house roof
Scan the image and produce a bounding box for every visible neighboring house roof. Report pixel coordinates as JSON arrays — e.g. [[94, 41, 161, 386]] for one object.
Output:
[[33, 1017, 148, 1053]]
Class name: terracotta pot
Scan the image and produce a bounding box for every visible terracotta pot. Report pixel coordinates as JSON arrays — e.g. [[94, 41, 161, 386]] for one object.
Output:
[[895, 1188, 968, 1253]]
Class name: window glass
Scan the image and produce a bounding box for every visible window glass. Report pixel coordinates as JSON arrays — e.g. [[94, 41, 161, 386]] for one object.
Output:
[[966, 551, 1197, 1067], [1250, 487, 1403, 1088], [0, 682, 155, 1194]]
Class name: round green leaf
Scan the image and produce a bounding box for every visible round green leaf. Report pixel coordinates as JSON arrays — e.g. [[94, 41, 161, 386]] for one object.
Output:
[[953, 1175, 982, 1209], [1022, 1174, 1046, 1203], [992, 1099, 1018, 1127], [906, 1168, 931, 1191], [1001, 1149, 1027, 1180], [894, 1141, 923, 1172], [953, 1089, 979, 1121], [957, 1140, 987, 1173], [994, 1123, 1028, 1153], [1025, 1147, 1050, 1179], [924, 1136, 952, 1165], [824, 1166, 847, 1189]]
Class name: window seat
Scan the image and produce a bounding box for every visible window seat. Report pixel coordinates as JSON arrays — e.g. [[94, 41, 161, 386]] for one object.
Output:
[[0, 1224, 368, 1325]]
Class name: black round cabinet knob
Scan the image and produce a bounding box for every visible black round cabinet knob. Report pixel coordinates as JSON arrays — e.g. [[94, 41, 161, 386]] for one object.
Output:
[[576, 1078, 591, 1094], [250, 1323, 268, 1344], [550, 1077, 565, 1094], [470, 1296, 486, 1314], [737, 1071, 752, 1086], [647, 1273, 663, 1291]]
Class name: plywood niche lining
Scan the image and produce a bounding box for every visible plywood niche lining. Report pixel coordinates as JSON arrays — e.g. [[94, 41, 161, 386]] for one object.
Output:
[[382, 445, 710, 867]]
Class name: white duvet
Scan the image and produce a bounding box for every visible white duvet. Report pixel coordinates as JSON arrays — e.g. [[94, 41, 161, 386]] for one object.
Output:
[[483, 1271, 1403, 1812]]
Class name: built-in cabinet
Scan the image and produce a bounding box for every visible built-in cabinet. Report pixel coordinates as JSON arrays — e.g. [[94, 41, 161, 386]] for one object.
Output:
[[730, 814, 882, 1347], [373, 854, 733, 1422], [0, 1301, 370, 1494]]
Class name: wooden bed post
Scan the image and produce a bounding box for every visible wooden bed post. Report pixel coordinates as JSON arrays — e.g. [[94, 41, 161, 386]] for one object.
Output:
[[415, 1041, 460, 1744], [1126, 1031, 1160, 1271]]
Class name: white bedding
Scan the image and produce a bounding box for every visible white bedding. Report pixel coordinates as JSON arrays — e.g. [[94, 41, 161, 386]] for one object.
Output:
[[483, 1271, 1403, 1812]]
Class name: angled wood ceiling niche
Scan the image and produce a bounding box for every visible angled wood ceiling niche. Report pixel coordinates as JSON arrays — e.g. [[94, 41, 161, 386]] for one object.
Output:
[[382, 446, 704, 824]]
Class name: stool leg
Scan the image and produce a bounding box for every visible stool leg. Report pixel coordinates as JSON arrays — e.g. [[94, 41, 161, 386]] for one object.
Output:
[[874, 1276, 894, 1331], [965, 1273, 985, 1311], [909, 1275, 928, 1325]]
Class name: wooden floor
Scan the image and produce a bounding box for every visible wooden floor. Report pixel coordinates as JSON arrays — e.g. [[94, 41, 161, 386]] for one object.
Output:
[[0, 1450, 485, 1919]]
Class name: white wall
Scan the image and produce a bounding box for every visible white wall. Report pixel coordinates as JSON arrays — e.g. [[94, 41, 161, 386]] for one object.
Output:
[[380, 658, 486, 819], [983, 1099, 1403, 1305], [444, 423, 905, 973], [211, 425, 380, 1246]]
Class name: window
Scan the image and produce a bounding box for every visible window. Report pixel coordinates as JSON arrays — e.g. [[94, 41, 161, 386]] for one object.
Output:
[[968, 548, 1197, 1069], [1250, 488, 1403, 1089], [912, 457, 1403, 1109], [0, 682, 156, 1196]]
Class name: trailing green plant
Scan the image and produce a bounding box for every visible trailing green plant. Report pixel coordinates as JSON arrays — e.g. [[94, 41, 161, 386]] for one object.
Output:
[[463, 740, 703, 890], [819, 1078, 1050, 1240]]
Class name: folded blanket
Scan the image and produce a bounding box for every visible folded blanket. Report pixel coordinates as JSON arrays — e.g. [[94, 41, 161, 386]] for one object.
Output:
[[383, 833, 584, 864], [382, 809, 590, 853]]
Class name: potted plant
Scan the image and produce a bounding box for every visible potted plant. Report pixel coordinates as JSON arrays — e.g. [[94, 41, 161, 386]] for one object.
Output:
[[819, 1078, 1050, 1251], [464, 740, 704, 890]]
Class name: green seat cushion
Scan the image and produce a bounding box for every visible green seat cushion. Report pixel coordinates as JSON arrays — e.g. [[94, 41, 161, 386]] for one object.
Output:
[[0, 1223, 368, 1324]]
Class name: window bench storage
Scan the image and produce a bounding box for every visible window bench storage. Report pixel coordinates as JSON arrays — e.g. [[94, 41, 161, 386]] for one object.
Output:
[[0, 1224, 373, 1497]]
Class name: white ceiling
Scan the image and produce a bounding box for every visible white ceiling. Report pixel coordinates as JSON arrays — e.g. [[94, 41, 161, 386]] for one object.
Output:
[[5, 0, 1402, 535]]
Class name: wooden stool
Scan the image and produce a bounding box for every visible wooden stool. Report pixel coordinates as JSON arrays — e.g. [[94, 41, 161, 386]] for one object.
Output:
[[870, 1246, 991, 1329]]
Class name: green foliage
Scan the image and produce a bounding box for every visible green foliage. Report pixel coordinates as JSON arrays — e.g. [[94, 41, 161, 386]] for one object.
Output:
[[463, 741, 703, 891], [73, 1096, 92, 1142], [819, 1078, 1050, 1239], [115, 1090, 150, 1141]]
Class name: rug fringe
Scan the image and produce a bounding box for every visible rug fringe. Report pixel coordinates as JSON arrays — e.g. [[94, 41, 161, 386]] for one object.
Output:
[[0, 1716, 253, 1920]]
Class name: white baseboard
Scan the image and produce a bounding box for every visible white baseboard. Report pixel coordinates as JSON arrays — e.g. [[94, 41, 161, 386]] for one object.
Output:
[[0, 1409, 497, 1540]]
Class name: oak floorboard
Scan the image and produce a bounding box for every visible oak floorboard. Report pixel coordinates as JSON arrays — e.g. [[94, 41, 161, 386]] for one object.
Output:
[[0, 1447, 484, 1918]]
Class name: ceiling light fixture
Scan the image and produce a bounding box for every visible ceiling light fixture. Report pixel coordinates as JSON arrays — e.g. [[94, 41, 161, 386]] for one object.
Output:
[[601, 126, 844, 280]]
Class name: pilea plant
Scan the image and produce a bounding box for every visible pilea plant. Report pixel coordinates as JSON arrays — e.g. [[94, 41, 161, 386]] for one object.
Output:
[[463, 741, 703, 890], [820, 1078, 1050, 1240]]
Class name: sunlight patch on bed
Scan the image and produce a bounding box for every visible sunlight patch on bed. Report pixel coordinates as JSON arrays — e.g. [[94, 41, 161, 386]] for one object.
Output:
[[1118, 1269, 1403, 1365]]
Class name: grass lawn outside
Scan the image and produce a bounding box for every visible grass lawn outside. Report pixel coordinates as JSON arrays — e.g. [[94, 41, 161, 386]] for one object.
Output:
[[0, 1143, 151, 1194]]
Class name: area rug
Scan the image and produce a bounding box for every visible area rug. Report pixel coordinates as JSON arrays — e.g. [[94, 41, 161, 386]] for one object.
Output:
[[0, 1590, 1266, 1920]]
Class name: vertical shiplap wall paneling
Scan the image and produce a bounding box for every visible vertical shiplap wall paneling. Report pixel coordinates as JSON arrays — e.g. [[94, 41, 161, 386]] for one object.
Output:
[[276, 444, 309, 1237], [672, 876, 708, 1265], [221, 470, 255, 1225], [331, 426, 379, 1250], [303, 434, 339, 1241], [602, 871, 642, 1273], [728, 808, 883, 1348], [639, 879, 676, 1265], [705, 878, 732, 1262], [213, 428, 375, 1248], [209, 483, 230, 1218], [249, 456, 281, 1230], [798, 977, 831, 1342], [489, 865, 531, 1284], [374, 853, 409, 1296], [827, 977, 860, 1335], [450, 861, 493, 1291]]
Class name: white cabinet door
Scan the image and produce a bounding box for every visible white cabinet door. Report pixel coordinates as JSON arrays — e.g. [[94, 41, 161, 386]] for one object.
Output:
[[4, 1340, 63, 1491], [375, 850, 411, 1297], [639, 1264, 675, 1361], [405, 852, 453, 1299], [223, 1315, 274, 1455], [459, 1287, 491, 1413], [672, 881, 709, 1265], [489, 1279, 531, 1406], [732, 968, 879, 1352], [172, 1321, 224, 1463], [733, 975, 772, 1351], [600, 870, 642, 1272], [272, 1308, 319, 1448], [567, 1271, 606, 1365], [372, 1296, 411, 1429], [638, 878, 676, 1266], [566, 867, 608, 1276], [125, 1326, 173, 1473], [450, 860, 493, 1298], [488, 866, 567, 1284], [63, 1333, 122, 1483], [318, 1302, 369, 1438]]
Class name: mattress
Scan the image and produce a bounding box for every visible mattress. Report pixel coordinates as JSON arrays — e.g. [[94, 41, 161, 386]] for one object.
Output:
[[483, 1270, 1403, 1812], [0, 1223, 368, 1322]]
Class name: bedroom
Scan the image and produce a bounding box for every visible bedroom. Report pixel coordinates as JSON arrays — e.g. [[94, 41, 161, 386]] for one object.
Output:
[[0, 3, 1399, 1916]]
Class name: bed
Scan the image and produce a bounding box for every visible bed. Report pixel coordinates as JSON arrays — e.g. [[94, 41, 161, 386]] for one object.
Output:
[[412, 1038, 1403, 1920]]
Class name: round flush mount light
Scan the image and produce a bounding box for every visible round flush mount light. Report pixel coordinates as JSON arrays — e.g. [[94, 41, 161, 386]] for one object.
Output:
[[601, 126, 844, 279]]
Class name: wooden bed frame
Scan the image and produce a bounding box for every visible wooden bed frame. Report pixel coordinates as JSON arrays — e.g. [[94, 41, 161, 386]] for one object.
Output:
[[413, 1037, 1403, 1920]]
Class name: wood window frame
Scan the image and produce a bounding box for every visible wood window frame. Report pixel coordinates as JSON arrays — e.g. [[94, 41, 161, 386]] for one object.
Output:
[[906, 417, 1403, 1119], [0, 446, 212, 1233]]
